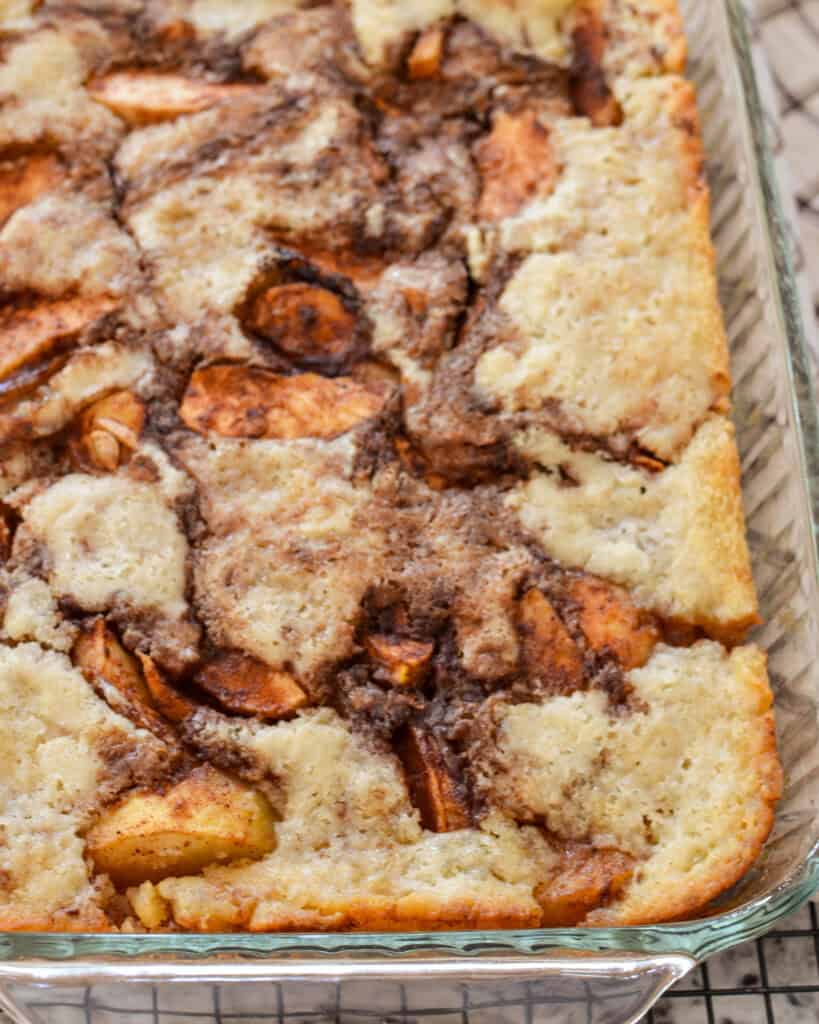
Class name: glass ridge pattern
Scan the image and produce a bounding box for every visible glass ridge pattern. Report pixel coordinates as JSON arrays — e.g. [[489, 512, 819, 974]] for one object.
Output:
[[1, 0, 819, 1021]]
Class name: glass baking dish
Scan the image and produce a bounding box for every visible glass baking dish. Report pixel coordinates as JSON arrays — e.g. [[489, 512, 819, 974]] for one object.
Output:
[[1, 1, 818, 1021]]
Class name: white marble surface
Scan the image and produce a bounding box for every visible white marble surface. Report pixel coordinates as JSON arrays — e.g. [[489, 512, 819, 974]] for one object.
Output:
[[753, 0, 819, 354]]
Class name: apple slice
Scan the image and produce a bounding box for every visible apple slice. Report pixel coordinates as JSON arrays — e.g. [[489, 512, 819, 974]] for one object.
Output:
[[73, 619, 173, 737], [74, 390, 146, 471], [87, 72, 256, 126], [126, 881, 170, 928], [0, 295, 117, 384], [179, 364, 386, 440], [569, 576, 659, 670], [396, 724, 471, 832], [0, 153, 60, 227], [196, 651, 308, 719], [0, 514, 11, 563], [85, 765, 277, 886], [407, 25, 445, 80], [137, 653, 198, 725], [518, 588, 583, 686], [74, 619, 152, 707], [538, 843, 634, 926], [569, 7, 623, 127], [364, 633, 433, 687], [245, 283, 358, 366], [475, 109, 557, 221]]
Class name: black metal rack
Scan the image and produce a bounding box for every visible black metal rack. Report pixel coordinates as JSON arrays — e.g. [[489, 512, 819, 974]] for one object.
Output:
[[648, 900, 819, 1024]]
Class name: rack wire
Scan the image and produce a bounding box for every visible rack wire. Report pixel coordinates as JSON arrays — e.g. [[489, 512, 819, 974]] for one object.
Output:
[[646, 900, 819, 1024]]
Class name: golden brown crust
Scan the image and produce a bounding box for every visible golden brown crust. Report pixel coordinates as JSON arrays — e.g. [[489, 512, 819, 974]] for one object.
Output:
[[474, 76, 729, 463], [508, 417, 759, 637], [485, 643, 782, 927]]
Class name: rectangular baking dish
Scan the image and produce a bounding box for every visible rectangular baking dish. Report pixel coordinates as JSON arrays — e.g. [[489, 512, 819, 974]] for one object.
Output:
[[1, 2, 818, 1022]]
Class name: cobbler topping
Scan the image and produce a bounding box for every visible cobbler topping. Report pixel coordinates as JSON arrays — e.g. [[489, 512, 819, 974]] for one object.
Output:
[[0, 0, 779, 933]]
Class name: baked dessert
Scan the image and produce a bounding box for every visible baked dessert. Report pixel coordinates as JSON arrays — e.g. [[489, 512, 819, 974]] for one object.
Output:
[[0, 0, 782, 933]]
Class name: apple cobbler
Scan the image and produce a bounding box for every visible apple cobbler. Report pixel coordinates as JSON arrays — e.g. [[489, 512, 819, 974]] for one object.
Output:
[[0, 0, 781, 932]]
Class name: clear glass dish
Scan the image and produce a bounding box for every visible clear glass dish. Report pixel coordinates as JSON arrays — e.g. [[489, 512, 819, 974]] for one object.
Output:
[[2, 1, 818, 1021]]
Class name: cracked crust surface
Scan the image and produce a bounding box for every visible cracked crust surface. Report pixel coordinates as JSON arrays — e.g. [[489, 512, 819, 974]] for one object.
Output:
[[473, 78, 726, 461], [507, 416, 758, 639], [0, 0, 780, 933], [0, 642, 177, 930], [483, 642, 781, 926]]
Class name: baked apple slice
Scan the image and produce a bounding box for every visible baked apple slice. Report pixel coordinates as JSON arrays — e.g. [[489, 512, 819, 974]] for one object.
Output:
[[0, 153, 61, 227], [73, 390, 145, 472], [475, 109, 557, 220], [0, 513, 11, 563], [518, 588, 583, 686], [196, 651, 308, 719], [407, 25, 445, 80], [86, 765, 277, 885], [87, 72, 257, 126], [538, 843, 634, 926], [179, 364, 386, 440], [137, 653, 198, 725], [126, 881, 170, 929], [74, 619, 153, 709], [73, 620, 171, 736], [569, 576, 659, 670], [569, 6, 623, 127], [0, 295, 117, 384], [396, 724, 471, 832], [244, 283, 358, 366], [364, 633, 434, 687]]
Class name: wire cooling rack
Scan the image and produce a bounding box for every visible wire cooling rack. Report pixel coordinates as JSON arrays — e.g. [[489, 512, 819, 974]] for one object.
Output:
[[645, 900, 819, 1024]]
